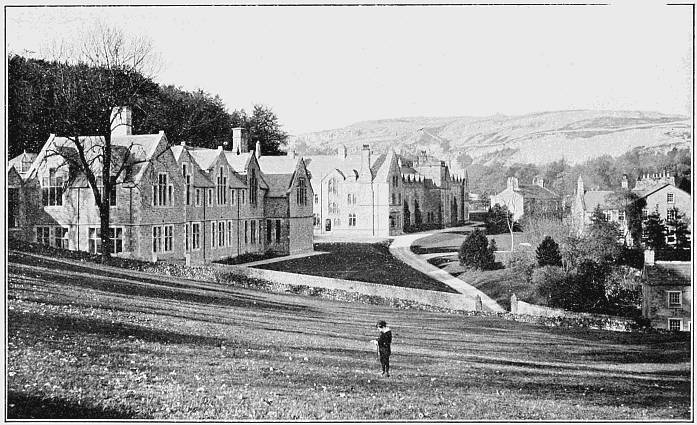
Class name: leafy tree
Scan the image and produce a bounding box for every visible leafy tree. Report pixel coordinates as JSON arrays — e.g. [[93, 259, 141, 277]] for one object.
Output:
[[569, 260, 609, 313], [643, 210, 667, 250], [459, 229, 495, 270], [485, 204, 512, 235], [666, 208, 691, 250], [536, 236, 562, 267], [246, 104, 288, 155]]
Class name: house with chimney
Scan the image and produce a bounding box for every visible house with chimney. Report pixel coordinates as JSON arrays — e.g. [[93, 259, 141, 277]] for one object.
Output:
[[572, 171, 691, 246], [642, 250, 691, 331], [302, 145, 467, 237], [10, 106, 314, 264], [490, 176, 562, 221]]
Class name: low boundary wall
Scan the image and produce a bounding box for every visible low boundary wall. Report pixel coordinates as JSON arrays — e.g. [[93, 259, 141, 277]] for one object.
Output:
[[510, 295, 634, 331], [223, 265, 476, 311]]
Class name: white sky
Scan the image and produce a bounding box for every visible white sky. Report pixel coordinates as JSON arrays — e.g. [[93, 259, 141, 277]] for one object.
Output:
[[5, 3, 693, 135]]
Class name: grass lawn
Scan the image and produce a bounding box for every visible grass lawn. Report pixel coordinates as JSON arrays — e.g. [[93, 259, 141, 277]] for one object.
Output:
[[427, 254, 534, 310], [255, 241, 458, 293], [7, 251, 691, 420], [412, 229, 530, 255]]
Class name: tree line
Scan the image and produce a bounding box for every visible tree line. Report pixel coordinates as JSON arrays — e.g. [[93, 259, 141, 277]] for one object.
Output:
[[8, 54, 289, 158]]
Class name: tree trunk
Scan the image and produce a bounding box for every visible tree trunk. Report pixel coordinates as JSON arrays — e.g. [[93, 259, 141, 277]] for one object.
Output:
[[99, 202, 112, 262]]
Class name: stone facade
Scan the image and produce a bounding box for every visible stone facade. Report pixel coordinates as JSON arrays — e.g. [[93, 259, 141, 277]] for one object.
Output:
[[304, 146, 468, 237], [641, 250, 691, 331], [9, 107, 314, 264], [490, 176, 562, 221]]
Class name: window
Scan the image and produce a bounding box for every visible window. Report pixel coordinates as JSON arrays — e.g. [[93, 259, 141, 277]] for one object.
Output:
[[153, 173, 171, 206], [36, 226, 51, 245], [398, 193, 401, 204], [314, 194, 318, 204], [667, 192, 674, 204], [276, 220, 281, 242], [258, 220, 263, 244], [227, 221, 233, 247], [392, 193, 396, 205], [241, 190, 246, 205], [195, 188, 202, 206], [184, 164, 191, 206], [185, 223, 190, 251], [392, 175, 399, 187], [267, 219, 273, 243], [348, 213, 356, 227], [211, 221, 217, 248], [90, 228, 102, 254], [90, 227, 123, 254], [297, 177, 308, 206], [152, 226, 162, 253], [217, 167, 227, 205], [231, 189, 236, 205], [618, 210, 625, 222], [313, 214, 320, 228], [251, 220, 257, 244], [8, 188, 20, 228], [641, 209, 648, 220], [668, 291, 682, 307], [667, 208, 677, 222], [249, 169, 258, 207], [244, 221, 248, 244], [164, 225, 173, 252], [218, 221, 225, 247], [604, 211, 612, 222], [347, 193, 357, 205], [207, 189, 213, 206], [669, 318, 682, 331], [390, 215, 396, 228], [54, 227, 68, 249], [192, 223, 201, 250], [99, 176, 118, 207], [42, 168, 64, 206]]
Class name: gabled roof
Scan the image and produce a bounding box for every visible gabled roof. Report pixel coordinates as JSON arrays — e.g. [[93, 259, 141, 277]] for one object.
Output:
[[9, 151, 38, 175], [304, 153, 381, 183], [515, 184, 560, 200], [258, 156, 301, 197], [637, 183, 689, 200], [111, 133, 164, 162], [372, 150, 396, 182], [582, 190, 616, 210], [225, 151, 253, 174], [643, 262, 691, 286], [189, 148, 223, 171]]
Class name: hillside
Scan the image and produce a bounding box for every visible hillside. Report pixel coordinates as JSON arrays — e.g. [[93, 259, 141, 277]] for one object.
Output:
[[292, 111, 691, 172], [7, 250, 690, 420]]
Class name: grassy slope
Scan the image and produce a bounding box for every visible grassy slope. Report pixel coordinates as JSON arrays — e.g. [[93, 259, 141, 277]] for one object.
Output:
[[255, 242, 458, 293], [7, 251, 690, 420]]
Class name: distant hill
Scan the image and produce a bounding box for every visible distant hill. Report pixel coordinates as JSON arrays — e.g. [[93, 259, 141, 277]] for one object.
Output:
[[291, 110, 691, 172]]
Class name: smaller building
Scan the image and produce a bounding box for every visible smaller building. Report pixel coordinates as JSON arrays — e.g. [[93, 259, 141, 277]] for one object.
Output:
[[490, 176, 561, 221], [641, 250, 691, 331]]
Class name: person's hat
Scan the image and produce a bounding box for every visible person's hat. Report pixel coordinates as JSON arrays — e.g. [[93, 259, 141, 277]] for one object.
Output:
[[376, 320, 387, 328]]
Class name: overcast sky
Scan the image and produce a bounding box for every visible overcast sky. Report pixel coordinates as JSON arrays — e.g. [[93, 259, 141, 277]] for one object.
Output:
[[6, 3, 693, 135]]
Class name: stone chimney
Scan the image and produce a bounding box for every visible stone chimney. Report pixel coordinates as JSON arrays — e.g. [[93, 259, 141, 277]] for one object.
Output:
[[644, 249, 655, 266], [359, 144, 372, 181], [232, 128, 248, 154], [507, 176, 519, 191], [621, 174, 628, 189], [110, 106, 132, 137], [255, 140, 261, 159], [337, 145, 347, 159], [576, 175, 584, 196]]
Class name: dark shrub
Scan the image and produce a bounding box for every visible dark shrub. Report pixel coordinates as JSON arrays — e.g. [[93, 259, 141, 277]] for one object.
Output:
[[459, 229, 495, 270], [536, 236, 562, 267]]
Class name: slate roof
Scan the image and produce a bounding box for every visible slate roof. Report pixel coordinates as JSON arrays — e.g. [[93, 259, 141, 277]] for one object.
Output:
[[8, 151, 38, 175], [643, 262, 692, 287], [224, 152, 253, 174], [304, 152, 388, 184], [514, 184, 560, 200], [188, 148, 222, 171], [257, 156, 300, 197], [582, 190, 616, 210]]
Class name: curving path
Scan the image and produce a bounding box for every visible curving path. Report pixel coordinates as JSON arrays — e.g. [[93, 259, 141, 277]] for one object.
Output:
[[389, 228, 504, 312]]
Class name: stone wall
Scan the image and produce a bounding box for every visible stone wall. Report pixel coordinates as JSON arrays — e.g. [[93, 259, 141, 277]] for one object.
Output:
[[510, 295, 634, 331], [227, 265, 475, 311]]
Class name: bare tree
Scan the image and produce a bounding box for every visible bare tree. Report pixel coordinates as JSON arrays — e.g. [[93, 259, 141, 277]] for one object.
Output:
[[39, 24, 161, 260]]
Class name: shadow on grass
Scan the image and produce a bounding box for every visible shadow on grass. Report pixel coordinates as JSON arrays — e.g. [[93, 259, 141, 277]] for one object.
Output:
[[9, 261, 312, 314], [9, 310, 232, 348], [7, 391, 136, 419]]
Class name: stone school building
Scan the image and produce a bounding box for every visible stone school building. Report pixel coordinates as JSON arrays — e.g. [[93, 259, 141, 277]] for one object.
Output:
[[303, 146, 468, 237], [8, 107, 314, 264]]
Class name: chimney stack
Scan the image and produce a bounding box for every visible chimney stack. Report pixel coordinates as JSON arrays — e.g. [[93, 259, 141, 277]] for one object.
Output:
[[110, 106, 133, 137], [232, 128, 248, 154], [359, 144, 372, 181], [621, 174, 628, 189], [255, 140, 261, 159]]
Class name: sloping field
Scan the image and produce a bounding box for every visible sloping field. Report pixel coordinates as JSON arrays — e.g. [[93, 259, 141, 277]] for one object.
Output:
[[6, 251, 691, 420]]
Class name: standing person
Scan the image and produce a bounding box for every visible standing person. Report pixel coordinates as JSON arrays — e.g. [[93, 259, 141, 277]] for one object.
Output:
[[375, 320, 392, 377]]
